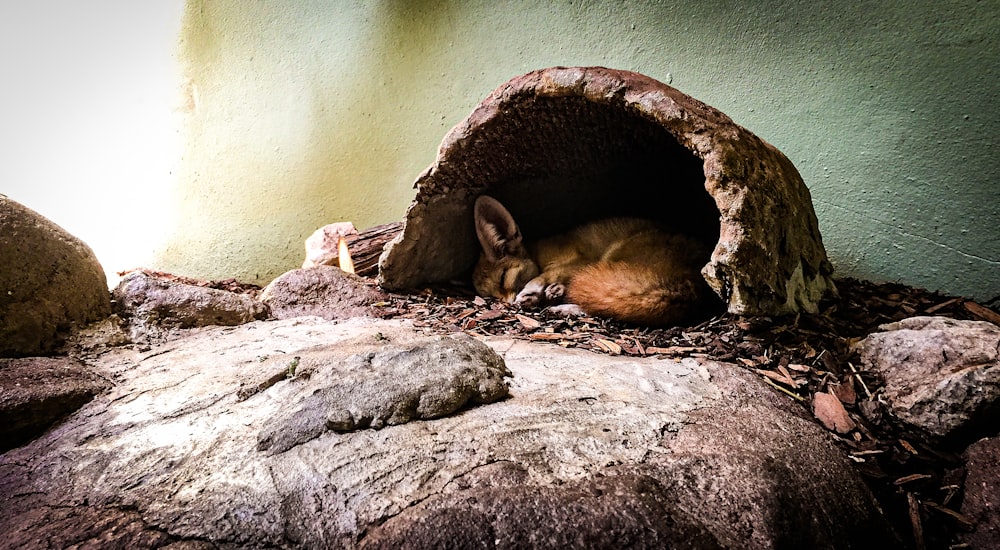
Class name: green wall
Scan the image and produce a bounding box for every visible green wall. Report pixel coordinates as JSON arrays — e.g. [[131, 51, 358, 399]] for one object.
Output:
[[166, 0, 997, 300]]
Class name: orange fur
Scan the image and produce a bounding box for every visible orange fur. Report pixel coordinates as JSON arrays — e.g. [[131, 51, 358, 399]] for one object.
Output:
[[472, 195, 722, 326], [567, 261, 709, 326]]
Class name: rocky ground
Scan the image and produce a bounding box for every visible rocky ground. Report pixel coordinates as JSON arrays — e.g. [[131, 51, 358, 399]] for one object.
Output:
[[3, 264, 998, 548], [84, 269, 999, 549], [369, 276, 1000, 549]]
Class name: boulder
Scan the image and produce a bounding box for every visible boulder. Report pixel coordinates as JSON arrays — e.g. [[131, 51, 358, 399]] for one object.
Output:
[[0, 194, 111, 357], [112, 270, 268, 340], [855, 316, 1000, 443], [0, 317, 897, 548], [261, 266, 390, 320], [0, 356, 109, 452], [378, 66, 835, 316], [255, 332, 511, 454]]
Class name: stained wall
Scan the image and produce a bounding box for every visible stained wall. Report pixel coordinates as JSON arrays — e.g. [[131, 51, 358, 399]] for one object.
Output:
[[3, 1, 997, 300]]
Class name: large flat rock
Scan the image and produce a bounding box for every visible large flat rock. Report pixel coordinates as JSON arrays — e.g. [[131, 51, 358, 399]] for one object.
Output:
[[0, 317, 896, 548]]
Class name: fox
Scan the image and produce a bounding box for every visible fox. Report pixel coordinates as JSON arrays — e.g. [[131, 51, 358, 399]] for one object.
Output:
[[472, 195, 721, 326]]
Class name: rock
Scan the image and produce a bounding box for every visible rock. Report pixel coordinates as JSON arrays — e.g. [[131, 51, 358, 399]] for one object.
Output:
[[0, 194, 111, 357], [856, 316, 1000, 443], [362, 470, 725, 549], [261, 265, 390, 320], [0, 356, 109, 452], [378, 66, 835, 316], [303, 221, 358, 268], [960, 436, 1000, 548], [0, 317, 897, 548], [112, 270, 267, 340], [367, 403, 898, 549], [255, 332, 512, 454]]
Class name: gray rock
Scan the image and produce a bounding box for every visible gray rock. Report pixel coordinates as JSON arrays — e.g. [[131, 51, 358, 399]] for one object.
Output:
[[0, 318, 895, 548], [366, 404, 897, 549], [856, 316, 1000, 442], [112, 270, 267, 340], [255, 332, 512, 454], [0, 356, 109, 451], [378, 66, 835, 316], [960, 436, 1000, 548], [0, 194, 111, 357], [260, 266, 390, 320]]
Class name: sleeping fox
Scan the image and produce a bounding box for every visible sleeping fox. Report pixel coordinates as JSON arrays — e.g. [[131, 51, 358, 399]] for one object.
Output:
[[472, 195, 720, 326]]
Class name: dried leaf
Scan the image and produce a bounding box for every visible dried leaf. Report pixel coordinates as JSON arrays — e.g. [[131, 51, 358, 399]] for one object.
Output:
[[812, 391, 856, 434], [830, 377, 857, 406]]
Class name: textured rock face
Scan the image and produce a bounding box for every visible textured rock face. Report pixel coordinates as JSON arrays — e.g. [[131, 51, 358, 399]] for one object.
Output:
[[379, 66, 835, 316], [0, 194, 111, 357], [255, 333, 511, 454], [0, 356, 109, 452], [112, 270, 267, 340], [0, 317, 896, 548], [260, 266, 390, 320], [856, 316, 1000, 442]]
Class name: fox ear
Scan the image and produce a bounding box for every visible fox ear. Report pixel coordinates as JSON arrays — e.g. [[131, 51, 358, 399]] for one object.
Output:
[[474, 196, 523, 262]]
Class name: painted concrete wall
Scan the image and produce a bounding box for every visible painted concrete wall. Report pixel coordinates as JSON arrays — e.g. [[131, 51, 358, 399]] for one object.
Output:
[[2, 1, 997, 301]]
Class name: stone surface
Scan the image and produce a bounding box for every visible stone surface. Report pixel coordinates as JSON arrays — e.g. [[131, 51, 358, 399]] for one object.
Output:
[[856, 316, 1000, 443], [112, 270, 268, 340], [0, 356, 109, 452], [0, 194, 111, 357], [0, 317, 896, 548], [960, 436, 1000, 548], [255, 332, 511, 454], [261, 265, 390, 320], [378, 66, 835, 316]]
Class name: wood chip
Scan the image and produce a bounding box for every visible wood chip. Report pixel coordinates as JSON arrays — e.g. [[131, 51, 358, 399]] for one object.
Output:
[[593, 338, 623, 355], [963, 300, 1000, 326], [893, 473, 932, 485], [908, 492, 925, 550], [923, 501, 976, 530], [528, 333, 569, 341], [645, 346, 705, 355], [477, 309, 504, 321], [515, 314, 542, 330], [924, 296, 962, 314]]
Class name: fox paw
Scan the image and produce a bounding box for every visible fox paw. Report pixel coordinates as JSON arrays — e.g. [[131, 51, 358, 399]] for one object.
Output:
[[547, 303, 587, 317], [514, 280, 546, 308], [544, 283, 565, 302]]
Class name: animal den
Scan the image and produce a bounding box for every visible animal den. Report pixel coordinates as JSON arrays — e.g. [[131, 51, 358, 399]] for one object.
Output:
[[379, 66, 836, 318]]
